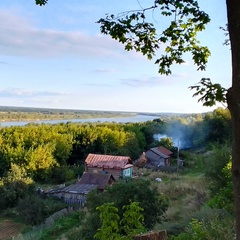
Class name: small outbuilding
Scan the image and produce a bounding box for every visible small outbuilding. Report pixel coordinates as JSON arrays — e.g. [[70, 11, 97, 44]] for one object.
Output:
[[78, 172, 115, 191], [46, 183, 98, 205], [145, 146, 173, 167]]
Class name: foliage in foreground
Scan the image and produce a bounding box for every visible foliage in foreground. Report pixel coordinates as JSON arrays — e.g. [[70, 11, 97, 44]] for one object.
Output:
[[205, 144, 234, 213], [95, 202, 146, 240], [170, 214, 235, 240]]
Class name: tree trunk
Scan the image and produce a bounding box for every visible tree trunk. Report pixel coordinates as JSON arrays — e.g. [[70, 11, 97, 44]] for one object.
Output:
[[226, 1, 240, 239]]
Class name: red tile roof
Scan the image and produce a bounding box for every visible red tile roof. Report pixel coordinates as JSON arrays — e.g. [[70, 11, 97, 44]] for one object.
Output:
[[85, 153, 132, 169], [158, 146, 173, 156]]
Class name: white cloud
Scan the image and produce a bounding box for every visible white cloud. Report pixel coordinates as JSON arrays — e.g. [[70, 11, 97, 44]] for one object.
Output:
[[93, 68, 116, 73], [0, 88, 69, 98], [119, 75, 184, 87], [0, 9, 125, 59]]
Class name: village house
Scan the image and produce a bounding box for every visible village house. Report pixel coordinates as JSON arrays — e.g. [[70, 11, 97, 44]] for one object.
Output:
[[145, 146, 173, 167], [85, 153, 133, 179]]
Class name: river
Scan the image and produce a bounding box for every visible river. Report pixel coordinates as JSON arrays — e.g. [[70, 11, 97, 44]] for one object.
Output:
[[0, 114, 159, 127]]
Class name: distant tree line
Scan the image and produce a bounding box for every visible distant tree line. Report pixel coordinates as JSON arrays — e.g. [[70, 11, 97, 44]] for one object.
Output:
[[162, 107, 232, 149], [0, 107, 136, 122]]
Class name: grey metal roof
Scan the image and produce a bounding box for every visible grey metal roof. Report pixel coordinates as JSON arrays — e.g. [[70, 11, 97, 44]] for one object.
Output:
[[78, 172, 115, 190], [150, 147, 168, 158], [145, 150, 163, 161], [61, 184, 97, 194]]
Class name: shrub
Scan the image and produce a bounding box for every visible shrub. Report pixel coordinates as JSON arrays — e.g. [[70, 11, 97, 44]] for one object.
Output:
[[170, 214, 235, 240], [17, 195, 66, 225]]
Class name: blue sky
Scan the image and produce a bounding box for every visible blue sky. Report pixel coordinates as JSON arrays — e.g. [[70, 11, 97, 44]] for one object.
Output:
[[0, 0, 230, 113]]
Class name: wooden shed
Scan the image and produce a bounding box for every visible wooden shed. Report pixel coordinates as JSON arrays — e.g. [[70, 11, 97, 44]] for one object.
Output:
[[46, 183, 97, 205], [145, 146, 173, 167]]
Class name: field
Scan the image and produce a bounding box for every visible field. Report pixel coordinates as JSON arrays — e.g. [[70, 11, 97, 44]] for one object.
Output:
[[0, 220, 24, 240]]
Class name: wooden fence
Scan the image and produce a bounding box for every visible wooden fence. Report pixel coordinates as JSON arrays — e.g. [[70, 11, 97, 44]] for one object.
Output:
[[133, 230, 167, 240]]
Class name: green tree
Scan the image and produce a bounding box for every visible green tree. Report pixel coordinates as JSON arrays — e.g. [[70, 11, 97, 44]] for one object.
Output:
[[94, 202, 146, 240], [120, 202, 146, 239], [204, 144, 234, 213], [205, 144, 232, 197], [94, 203, 121, 240], [208, 161, 234, 214], [159, 137, 174, 150], [202, 108, 232, 144], [0, 163, 34, 209]]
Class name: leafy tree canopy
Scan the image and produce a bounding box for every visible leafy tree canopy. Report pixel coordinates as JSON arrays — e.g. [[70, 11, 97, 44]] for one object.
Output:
[[95, 202, 146, 240], [97, 0, 210, 75]]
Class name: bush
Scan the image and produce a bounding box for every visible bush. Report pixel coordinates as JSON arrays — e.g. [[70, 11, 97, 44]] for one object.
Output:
[[48, 165, 85, 184], [17, 195, 46, 225], [170, 214, 235, 240], [205, 144, 233, 213], [17, 195, 66, 225], [0, 163, 35, 209], [0, 181, 35, 209], [39, 210, 85, 240]]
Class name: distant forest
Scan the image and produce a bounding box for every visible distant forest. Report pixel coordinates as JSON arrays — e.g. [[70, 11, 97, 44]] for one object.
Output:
[[0, 106, 138, 122], [0, 106, 210, 122]]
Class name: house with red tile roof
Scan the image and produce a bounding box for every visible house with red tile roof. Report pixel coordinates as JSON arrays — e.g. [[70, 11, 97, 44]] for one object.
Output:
[[145, 146, 173, 167], [85, 153, 133, 179]]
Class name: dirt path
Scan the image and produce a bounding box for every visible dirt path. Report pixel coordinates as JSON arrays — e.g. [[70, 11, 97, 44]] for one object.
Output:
[[0, 220, 24, 240]]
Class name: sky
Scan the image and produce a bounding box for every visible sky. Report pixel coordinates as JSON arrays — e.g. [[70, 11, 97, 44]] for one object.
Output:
[[0, 0, 231, 113]]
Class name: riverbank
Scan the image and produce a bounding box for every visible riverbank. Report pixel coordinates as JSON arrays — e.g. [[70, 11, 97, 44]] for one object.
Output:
[[0, 114, 160, 127], [0, 106, 140, 124]]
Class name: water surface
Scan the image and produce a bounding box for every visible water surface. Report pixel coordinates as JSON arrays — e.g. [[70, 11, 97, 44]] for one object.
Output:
[[0, 114, 159, 127]]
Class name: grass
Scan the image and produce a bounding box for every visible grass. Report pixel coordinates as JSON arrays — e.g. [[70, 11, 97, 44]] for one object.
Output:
[[131, 163, 211, 236]]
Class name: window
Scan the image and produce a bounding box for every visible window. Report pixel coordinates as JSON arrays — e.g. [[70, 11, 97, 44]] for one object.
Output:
[[124, 168, 131, 176]]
